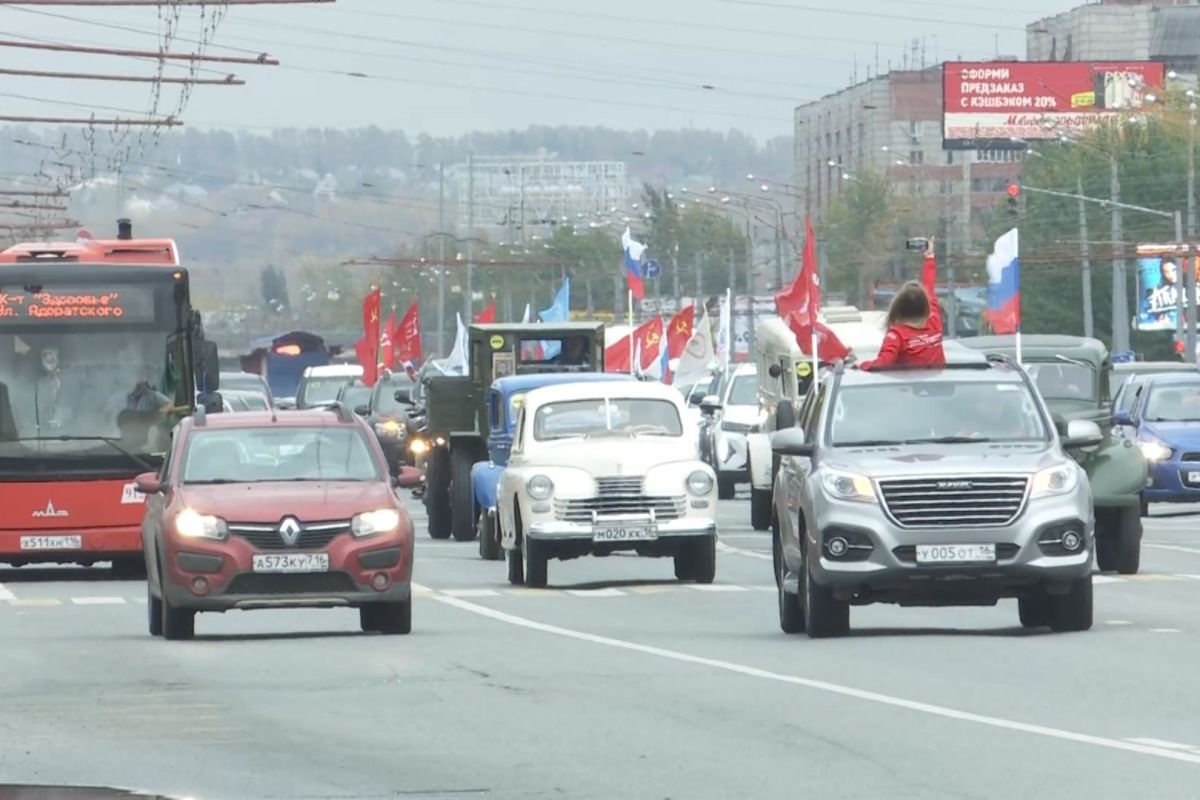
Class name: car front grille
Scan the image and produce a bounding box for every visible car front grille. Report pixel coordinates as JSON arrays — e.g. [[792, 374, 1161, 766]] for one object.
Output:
[[226, 572, 358, 595], [877, 476, 1028, 528], [1181, 452, 1200, 463], [555, 476, 686, 523], [227, 520, 352, 550]]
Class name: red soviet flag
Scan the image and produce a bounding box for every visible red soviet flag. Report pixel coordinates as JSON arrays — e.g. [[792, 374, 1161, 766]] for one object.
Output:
[[666, 305, 694, 360], [475, 301, 496, 324], [394, 301, 422, 369]]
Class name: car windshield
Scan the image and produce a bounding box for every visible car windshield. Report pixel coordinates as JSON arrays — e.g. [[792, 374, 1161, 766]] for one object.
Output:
[[727, 374, 757, 406], [299, 375, 355, 407], [830, 380, 1049, 446], [1144, 383, 1200, 422], [181, 426, 380, 483], [533, 397, 683, 440], [338, 384, 374, 410], [373, 378, 415, 415], [1026, 362, 1096, 401]]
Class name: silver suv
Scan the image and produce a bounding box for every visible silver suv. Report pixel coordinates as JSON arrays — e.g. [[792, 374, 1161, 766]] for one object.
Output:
[[771, 354, 1100, 638]]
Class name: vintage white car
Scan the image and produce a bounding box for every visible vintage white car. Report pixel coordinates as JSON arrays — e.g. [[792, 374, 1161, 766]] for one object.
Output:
[[497, 380, 719, 588]]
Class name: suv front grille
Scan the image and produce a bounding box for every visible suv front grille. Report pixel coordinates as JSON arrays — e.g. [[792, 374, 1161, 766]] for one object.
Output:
[[555, 476, 685, 523], [227, 520, 351, 550], [226, 572, 357, 595], [877, 477, 1028, 528]]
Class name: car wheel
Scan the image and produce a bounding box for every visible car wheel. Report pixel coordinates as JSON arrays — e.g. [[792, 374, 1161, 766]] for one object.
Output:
[[373, 598, 413, 635], [750, 487, 772, 531], [359, 606, 380, 633], [1048, 575, 1093, 633], [160, 589, 195, 641], [425, 448, 452, 540], [672, 550, 693, 581], [689, 535, 717, 584], [507, 546, 524, 585], [1140, 494, 1149, 518], [1017, 594, 1050, 629], [803, 545, 849, 638], [778, 541, 804, 634], [147, 584, 163, 637], [479, 509, 503, 561], [523, 536, 548, 589], [772, 529, 782, 588], [449, 446, 477, 542], [112, 556, 146, 580], [1115, 506, 1142, 575], [717, 475, 736, 500]]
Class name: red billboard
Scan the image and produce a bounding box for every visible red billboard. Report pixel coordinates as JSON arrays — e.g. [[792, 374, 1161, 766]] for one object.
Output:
[[942, 61, 1165, 149]]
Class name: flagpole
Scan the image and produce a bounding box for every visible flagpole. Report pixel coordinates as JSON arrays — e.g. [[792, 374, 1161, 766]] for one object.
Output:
[[724, 287, 732, 374], [628, 289, 635, 376], [811, 326, 820, 390]]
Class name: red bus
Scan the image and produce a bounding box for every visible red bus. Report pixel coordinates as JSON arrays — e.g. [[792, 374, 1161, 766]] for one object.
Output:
[[0, 222, 219, 575]]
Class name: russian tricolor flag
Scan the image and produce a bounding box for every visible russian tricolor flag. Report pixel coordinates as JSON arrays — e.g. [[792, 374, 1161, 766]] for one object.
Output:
[[621, 227, 646, 301], [985, 228, 1020, 335]]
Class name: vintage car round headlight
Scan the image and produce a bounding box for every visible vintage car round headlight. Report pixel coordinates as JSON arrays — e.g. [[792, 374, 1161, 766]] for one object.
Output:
[[526, 474, 554, 500], [686, 470, 714, 497]]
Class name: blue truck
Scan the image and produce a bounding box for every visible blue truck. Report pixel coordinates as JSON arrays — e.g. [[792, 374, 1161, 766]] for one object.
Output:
[[473, 372, 636, 560]]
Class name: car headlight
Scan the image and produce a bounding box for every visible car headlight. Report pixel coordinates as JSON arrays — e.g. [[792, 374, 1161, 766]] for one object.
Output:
[[1139, 439, 1171, 462], [526, 474, 554, 500], [408, 438, 429, 455], [1031, 465, 1079, 497], [352, 508, 401, 538], [374, 420, 403, 438], [174, 509, 227, 540], [686, 469, 714, 497], [820, 469, 875, 503]]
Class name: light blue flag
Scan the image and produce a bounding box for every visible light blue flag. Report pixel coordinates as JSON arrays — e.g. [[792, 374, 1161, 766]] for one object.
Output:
[[538, 277, 571, 359]]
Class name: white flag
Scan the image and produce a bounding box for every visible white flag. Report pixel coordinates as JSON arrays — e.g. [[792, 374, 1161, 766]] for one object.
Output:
[[434, 313, 469, 375], [521, 303, 532, 324], [676, 306, 716, 383]]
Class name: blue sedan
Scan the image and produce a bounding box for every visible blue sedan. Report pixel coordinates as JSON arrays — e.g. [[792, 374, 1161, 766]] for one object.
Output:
[[1114, 373, 1200, 508]]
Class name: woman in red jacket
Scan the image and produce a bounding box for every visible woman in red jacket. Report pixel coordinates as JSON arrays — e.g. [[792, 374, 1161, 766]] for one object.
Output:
[[859, 237, 946, 370]]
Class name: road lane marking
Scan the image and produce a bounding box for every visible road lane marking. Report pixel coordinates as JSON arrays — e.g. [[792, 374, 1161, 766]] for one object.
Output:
[[1146, 544, 1200, 556], [8, 598, 60, 606], [0, 584, 13, 601], [1150, 628, 1183, 634], [629, 585, 677, 594], [1091, 575, 1124, 584], [1104, 620, 1134, 626], [1126, 738, 1200, 752], [429, 591, 1200, 768], [717, 541, 771, 561], [688, 584, 749, 592], [566, 588, 626, 597], [71, 597, 126, 605], [441, 589, 501, 598]]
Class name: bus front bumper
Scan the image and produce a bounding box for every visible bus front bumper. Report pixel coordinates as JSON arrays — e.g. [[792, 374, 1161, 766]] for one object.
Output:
[[0, 525, 142, 565]]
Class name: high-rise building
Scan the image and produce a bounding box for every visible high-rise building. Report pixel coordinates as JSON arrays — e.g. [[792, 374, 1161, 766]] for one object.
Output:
[[1027, 0, 1200, 75]]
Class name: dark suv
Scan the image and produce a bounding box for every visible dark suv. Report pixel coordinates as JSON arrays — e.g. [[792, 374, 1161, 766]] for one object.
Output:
[[771, 354, 1100, 638]]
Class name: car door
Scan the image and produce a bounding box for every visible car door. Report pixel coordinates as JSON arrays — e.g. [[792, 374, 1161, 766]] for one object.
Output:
[[143, 426, 178, 588], [779, 381, 826, 568], [498, 406, 527, 546]]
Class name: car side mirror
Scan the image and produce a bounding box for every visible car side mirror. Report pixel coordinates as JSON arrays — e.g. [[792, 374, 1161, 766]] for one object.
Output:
[[395, 465, 424, 488], [197, 391, 223, 414], [1112, 409, 1133, 426], [134, 471, 162, 495], [1062, 419, 1103, 450], [699, 394, 722, 416], [771, 427, 814, 457], [768, 364, 783, 379], [394, 387, 413, 404], [355, 404, 370, 417]]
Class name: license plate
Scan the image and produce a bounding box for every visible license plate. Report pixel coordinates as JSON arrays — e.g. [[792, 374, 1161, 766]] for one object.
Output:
[[593, 525, 657, 543], [19, 535, 82, 551], [915, 544, 995, 564], [251, 553, 329, 573], [1188, 471, 1200, 483]]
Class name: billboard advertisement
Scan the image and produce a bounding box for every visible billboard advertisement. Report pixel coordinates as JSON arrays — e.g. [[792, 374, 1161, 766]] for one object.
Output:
[[943, 61, 1165, 150], [1134, 245, 1200, 331]]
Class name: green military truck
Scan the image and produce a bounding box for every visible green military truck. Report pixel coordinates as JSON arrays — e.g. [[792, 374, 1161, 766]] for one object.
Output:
[[421, 322, 606, 540], [960, 335, 1147, 573]]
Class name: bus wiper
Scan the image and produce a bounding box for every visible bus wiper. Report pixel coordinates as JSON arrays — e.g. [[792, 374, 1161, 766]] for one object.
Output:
[[904, 436, 993, 444], [836, 439, 905, 447], [15, 436, 155, 471]]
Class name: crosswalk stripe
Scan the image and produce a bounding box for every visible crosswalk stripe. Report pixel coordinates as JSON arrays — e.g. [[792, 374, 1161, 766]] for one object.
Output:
[[71, 597, 126, 605], [8, 598, 61, 606]]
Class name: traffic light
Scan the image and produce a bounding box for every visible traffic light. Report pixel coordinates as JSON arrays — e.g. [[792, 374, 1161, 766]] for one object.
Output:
[[1006, 183, 1020, 218]]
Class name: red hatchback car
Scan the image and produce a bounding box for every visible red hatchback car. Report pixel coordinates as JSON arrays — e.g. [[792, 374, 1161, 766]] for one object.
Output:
[[136, 404, 419, 640]]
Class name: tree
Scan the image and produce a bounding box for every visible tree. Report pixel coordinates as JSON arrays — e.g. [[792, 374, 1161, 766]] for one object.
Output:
[[643, 185, 749, 299], [820, 171, 902, 305], [260, 264, 289, 315]]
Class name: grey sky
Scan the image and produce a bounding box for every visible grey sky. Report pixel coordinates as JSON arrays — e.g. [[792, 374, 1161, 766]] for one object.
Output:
[[0, 0, 1084, 140]]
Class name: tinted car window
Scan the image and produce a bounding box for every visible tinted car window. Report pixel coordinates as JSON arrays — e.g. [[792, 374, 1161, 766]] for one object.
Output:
[[373, 378, 415, 415], [338, 385, 374, 410], [727, 375, 757, 406], [1026, 363, 1096, 401], [182, 427, 380, 483], [830, 381, 1048, 445]]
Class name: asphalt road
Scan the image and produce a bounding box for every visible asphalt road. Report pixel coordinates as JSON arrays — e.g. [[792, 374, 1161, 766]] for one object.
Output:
[[4, 498, 1200, 799]]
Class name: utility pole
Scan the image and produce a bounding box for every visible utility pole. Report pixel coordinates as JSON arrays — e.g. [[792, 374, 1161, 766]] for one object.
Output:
[[437, 161, 446, 356], [466, 151, 475, 323], [1110, 150, 1130, 354], [1077, 173, 1094, 339], [1188, 97, 1198, 361]]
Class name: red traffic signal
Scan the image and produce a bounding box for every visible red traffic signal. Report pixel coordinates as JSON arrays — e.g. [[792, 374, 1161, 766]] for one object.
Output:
[[1007, 183, 1020, 198]]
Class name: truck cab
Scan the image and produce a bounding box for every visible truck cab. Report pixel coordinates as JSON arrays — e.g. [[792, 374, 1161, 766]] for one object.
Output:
[[422, 322, 606, 541]]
